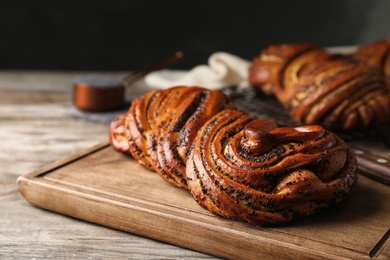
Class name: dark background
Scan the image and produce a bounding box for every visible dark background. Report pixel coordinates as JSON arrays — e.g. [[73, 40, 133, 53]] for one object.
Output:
[[1, 0, 389, 71]]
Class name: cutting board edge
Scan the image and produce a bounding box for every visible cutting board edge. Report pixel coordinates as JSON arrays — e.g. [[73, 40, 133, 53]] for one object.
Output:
[[17, 140, 110, 181], [18, 174, 368, 260], [15, 140, 383, 260]]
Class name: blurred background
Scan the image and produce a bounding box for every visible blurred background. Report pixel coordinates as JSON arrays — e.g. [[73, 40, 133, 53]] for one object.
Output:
[[0, 0, 389, 71]]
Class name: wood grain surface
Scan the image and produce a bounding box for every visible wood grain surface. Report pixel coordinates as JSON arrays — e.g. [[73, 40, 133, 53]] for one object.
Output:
[[17, 142, 390, 259], [2, 70, 390, 259], [0, 71, 215, 259]]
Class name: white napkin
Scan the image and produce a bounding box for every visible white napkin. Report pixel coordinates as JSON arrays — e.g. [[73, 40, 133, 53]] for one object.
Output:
[[144, 47, 358, 90], [144, 52, 251, 90]]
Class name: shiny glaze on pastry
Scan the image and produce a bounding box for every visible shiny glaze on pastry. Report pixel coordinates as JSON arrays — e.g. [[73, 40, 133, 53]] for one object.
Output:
[[110, 86, 358, 226], [109, 86, 236, 188], [249, 43, 390, 130], [354, 38, 390, 86], [186, 110, 357, 226]]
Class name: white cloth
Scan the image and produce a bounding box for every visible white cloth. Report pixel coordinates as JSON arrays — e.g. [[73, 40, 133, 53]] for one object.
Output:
[[144, 52, 251, 90], [144, 47, 356, 90]]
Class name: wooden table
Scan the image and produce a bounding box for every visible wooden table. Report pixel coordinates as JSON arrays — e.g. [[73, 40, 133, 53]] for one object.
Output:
[[2, 71, 390, 260], [0, 71, 216, 259]]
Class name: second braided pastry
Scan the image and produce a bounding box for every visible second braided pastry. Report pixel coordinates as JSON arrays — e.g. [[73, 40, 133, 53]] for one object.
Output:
[[248, 43, 390, 130], [354, 38, 390, 86]]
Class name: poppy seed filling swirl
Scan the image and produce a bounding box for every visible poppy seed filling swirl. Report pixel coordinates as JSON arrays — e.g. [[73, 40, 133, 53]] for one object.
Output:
[[109, 86, 358, 226], [186, 109, 357, 226]]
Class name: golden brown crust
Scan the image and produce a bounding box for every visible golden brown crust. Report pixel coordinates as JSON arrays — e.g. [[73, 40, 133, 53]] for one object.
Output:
[[148, 86, 237, 188], [186, 110, 358, 226], [249, 43, 390, 129], [110, 86, 358, 226], [248, 43, 320, 95], [354, 38, 390, 87], [108, 89, 162, 170], [109, 86, 236, 189]]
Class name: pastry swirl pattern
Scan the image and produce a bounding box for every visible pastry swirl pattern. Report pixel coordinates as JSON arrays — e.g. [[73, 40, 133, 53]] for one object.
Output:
[[249, 43, 390, 130], [186, 109, 357, 225], [110, 86, 236, 189], [109, 86, 358, 226], [354, 38, 390, 87]]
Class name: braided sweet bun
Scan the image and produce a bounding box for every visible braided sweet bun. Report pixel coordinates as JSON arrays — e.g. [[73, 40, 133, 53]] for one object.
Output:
[[354, 38, 390, 87], [248, 43, 320, 96], [109, 86, 236, 189], [186, 110, 357, 226], [248, 43, 390, 130], [109, 86, 358, 226]]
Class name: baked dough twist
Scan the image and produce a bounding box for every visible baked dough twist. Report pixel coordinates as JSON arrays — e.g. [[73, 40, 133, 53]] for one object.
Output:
[[110, 86, 358, 226], [110, 86, 236, 189], [354, 38, 390, 87], [186, 109, 357, 226], [249, 43, 390, 130]]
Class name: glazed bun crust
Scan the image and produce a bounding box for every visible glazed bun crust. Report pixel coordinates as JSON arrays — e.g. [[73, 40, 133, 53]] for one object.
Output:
[[354, 38, 390, 87], [109, 86, 358, 226], [109, 86, 236, 188], [186, 110, 357, 226], [249, 43, 390, 130]]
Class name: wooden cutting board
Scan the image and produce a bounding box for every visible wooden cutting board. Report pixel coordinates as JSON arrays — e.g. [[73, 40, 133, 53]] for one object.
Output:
[[17, 141, 390, 260]]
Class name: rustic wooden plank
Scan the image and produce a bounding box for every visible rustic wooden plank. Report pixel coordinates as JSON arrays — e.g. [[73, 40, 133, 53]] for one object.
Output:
[[0, 89, 70, 104], [0, 119, 110, 176], [17, 144, 390, 260]]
